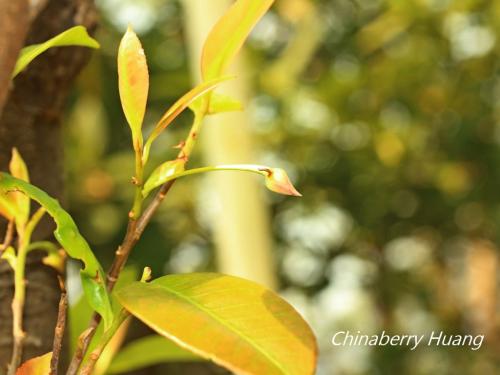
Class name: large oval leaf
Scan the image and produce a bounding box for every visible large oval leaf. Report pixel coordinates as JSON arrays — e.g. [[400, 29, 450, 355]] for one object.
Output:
[[201, 0, 274, 81], [0, 173, 113, 328], [115, 273, 317, 375], [13, 26, 99, 77], [118, 26, 149, 150]]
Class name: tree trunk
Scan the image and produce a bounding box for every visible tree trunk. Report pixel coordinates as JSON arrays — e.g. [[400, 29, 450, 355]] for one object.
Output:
[[0, 0, 97, 371], [0, 0, 29, 115]]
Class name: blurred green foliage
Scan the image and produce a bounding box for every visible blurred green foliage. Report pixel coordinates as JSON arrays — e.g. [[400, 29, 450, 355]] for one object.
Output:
[[63, 0, 500, 374]]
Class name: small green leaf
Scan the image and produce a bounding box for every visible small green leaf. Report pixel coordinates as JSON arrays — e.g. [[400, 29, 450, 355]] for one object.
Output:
[[115, 273, 317, 375], [201, 0, 275, 81], [118, 26, 149, 152], [189, 92, 243, 115], [70, 267, 139, 355], [0, 193, 16, 220], [0, 148, 30, 223], [13, 26, 99, 77], [16, 352, 52, 375], [142, 159, 185, 198], [0, 173, 113, 328], [1, 246, 17, 269], [9, 148, 30, 228], [107, 335, 201, 374]]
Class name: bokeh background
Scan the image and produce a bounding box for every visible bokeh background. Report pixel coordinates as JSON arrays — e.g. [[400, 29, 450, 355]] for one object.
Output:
[[63, 0, 499, 373]]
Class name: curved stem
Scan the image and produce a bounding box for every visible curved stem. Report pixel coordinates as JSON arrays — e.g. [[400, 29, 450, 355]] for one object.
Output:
[[7, 207, 46, 374], [67, 103, 211, 374], [79, 309, 130, 375]]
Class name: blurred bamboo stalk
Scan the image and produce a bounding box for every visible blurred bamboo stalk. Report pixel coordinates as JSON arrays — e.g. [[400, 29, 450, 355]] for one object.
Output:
[[465, 239, 498, 340], [182, 0, 277, 289]]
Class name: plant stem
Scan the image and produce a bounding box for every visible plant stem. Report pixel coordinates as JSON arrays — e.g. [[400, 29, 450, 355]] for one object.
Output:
[[79, 309, 130, 375], [0, 219, 14, 258], [7, 208, 45, 375], [65, 182, 176, 375], [66, 108, 207, 374], [50, 276, 68, 375], [7, 240, 27, 375], [178, 109, 204, 161]]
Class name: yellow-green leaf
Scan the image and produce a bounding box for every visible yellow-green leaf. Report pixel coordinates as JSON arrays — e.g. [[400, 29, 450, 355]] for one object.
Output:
[[13, 26, 99, 77], [107, 335, 201, 374], [1, 246, 16, 269], [9, 148, 30, 227], [201, 0, 274, 81], [9, 148, 29, 182], [118, 26, 149, 151], [115, 273, 317, 375], [189, 92, 243, 115], [0, 187, 16, 220], [142, 159, 185, 198], [70, 267, 139, 355], [0, 173, 113, 328], [16, 352, 52, 375]]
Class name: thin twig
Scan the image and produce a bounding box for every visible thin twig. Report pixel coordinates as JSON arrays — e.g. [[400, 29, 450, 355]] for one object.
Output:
[[79, 309, 130, 375], [65, 180, 176, 375], [8, 207, 47, 375], [67, 108, 204, 374], [8, 247, 27, 375], [0, 219, 15, 259], [50, 276, 68, 375]]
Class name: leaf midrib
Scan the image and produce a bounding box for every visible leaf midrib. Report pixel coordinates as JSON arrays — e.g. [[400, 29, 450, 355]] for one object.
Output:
[[153, 282, 290, 375]]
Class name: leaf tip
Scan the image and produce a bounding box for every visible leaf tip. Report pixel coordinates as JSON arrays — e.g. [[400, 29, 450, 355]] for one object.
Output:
[[263, 168, 302, 197]]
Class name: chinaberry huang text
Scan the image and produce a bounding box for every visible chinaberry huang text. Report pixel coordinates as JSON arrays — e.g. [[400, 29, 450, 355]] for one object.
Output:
[[331, 331, 484, 351]]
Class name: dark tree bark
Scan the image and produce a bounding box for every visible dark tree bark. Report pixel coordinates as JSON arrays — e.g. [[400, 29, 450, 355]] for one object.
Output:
[[0, 0, 97, 372], [0, 0, 30, 115]]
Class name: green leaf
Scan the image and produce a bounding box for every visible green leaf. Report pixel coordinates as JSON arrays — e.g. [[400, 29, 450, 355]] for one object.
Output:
[[9, 148, 30, 228], [13, 26, 99, 77], [1, 246, 17, 269], [201, 0, 275, 81], [115, 273, 317, 375], [70, 267, 139, 354], [0, 192, 16, 220], [107, 335, 201, 374], [0, 148, 30, 224], [16, 352, 52, 375], [0, 173, 113, 328], [142, 160, 185, 198], [189, 92, 243, 115], [118, 26, 149, 152]]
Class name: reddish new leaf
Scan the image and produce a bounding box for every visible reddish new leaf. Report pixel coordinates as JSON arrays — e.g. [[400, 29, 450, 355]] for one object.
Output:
[[118, 26, 149, 151], [264, 168, 302, 197], [16, 352, 51, 375]]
